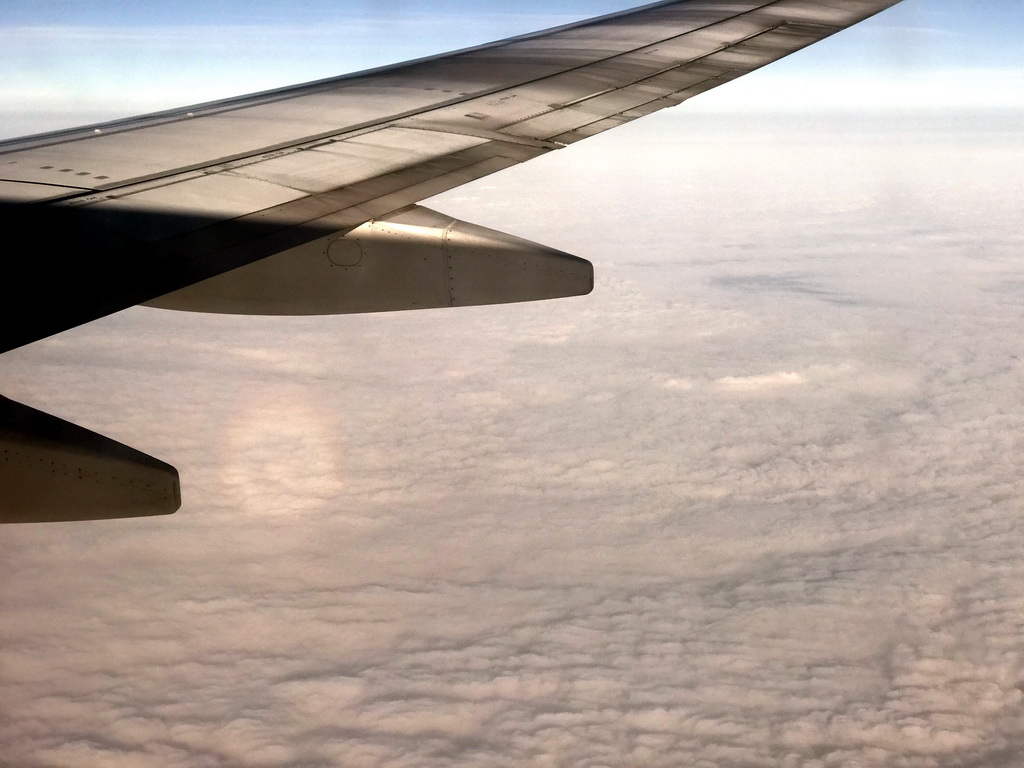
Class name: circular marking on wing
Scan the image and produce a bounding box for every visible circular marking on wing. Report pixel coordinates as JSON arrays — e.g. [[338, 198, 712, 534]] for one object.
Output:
[[327, 238, 363, 267]]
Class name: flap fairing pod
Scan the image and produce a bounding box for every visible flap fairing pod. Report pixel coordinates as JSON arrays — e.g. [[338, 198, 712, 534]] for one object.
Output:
[[145, 206, 593, 316]]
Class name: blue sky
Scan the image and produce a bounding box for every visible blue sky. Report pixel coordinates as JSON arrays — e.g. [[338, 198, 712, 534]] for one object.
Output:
[[1, 0, 1021, 137]]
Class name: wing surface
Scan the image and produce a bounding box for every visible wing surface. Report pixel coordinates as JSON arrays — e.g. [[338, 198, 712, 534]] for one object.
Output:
[[0, 0, 903, 352]]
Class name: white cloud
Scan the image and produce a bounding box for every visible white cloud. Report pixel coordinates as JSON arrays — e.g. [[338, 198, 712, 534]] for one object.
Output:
[[715, 371, 807, 391]]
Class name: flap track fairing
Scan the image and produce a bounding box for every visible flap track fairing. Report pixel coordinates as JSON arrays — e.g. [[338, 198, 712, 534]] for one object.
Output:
[[144, 206, 594, 315]]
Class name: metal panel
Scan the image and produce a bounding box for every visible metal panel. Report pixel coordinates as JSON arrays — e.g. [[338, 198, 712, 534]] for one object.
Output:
[[503, 23, 829, 139], [0, 180, 88, 204], [228, 128, 488, 194], [98, 173, 308, 241]]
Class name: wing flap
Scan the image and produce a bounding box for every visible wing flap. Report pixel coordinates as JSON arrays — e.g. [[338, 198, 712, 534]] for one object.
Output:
[[0, 180, 91, 203], [503, 23, 833, 140], [227, 128, 489, 194]]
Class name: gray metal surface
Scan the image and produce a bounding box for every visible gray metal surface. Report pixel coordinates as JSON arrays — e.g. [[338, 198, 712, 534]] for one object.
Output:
[[0, 0, 904, 353]]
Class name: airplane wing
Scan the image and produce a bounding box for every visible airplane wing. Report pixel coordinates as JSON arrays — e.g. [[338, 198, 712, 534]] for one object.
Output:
[[0, 0, 906, 521]]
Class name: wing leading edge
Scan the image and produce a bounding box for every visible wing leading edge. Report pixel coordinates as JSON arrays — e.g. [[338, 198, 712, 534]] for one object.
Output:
[[0, 0, 907, 521]]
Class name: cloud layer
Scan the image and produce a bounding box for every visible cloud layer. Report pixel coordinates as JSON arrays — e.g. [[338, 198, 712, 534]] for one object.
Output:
[[2, 110, 1024, 767]]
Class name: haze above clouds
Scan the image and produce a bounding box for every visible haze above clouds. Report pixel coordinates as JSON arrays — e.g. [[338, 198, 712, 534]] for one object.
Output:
[[3, 1, 1024, 766]]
